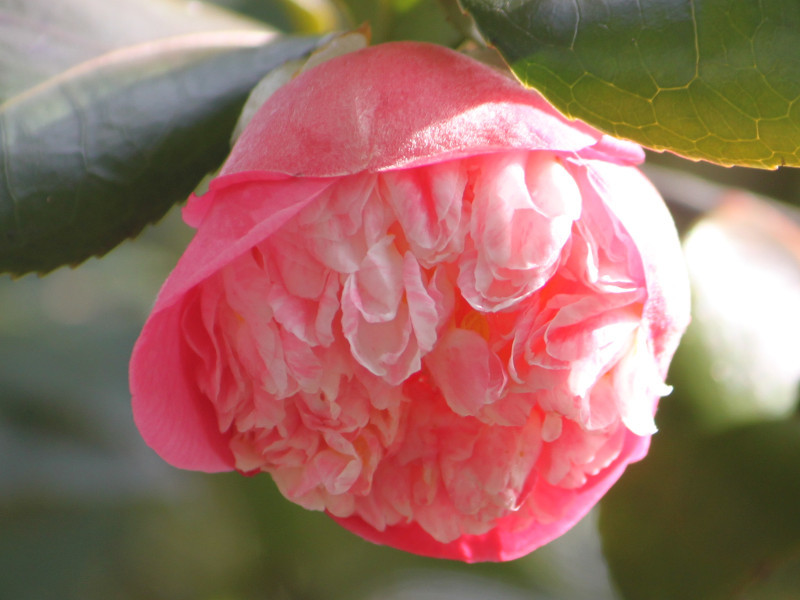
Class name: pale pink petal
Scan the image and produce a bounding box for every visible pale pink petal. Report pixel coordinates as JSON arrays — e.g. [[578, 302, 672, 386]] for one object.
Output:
[[605, 328, 669, 436], [302, 175, 389, 274], [341, 239, 416, 383], [267, 270, 340, 348], [403, 253, 440, 354], [381, 161, 468, 267], [459, 152, 580, 311], [165, 175, 334, 312], [426, 329, 507, 417], [544, 293, 643, 397], [344, 304, 419, 385], [344, 237, 404, 323], [575, 162, 691, 374]]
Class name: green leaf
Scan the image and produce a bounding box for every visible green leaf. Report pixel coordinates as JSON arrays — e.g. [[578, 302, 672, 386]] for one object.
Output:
[[337, 0, 462, 44], [207, 0, 348, 34], [0, 0, 267, 102], [460, 0, 800, 169], [0, 32, 323, 276], [599, 419, 800, 600]]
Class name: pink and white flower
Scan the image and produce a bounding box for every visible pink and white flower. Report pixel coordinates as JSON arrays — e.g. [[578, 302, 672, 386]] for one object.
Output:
[[130, 42, 690, 562]]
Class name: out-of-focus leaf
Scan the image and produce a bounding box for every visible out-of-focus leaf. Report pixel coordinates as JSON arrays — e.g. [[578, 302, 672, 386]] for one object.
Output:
[[338, 0, 462, 44], [360, 572, 538, 600], [207, 0, 348, 34], [0, 0, 267, 102], [740, 553, 800, 600], [672, 192, 800, 431], [461, 0, 800, 169], [0, 32, 323, 276], [600, 419, 800, 600]]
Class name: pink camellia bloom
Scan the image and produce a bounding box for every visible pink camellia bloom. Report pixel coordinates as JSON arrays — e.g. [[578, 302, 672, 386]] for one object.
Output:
[[130, 41, 690, 562]]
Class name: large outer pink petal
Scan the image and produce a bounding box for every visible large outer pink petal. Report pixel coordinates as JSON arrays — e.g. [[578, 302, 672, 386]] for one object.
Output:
[[131, 174, 334, 471], [130, 300, 234, 472], [221, 42, 643, 178]]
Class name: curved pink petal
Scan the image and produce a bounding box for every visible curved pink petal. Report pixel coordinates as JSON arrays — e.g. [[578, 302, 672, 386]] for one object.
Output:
[[131, 295, 234, 471], [131, 175, 334, 470], [380, 161, 469, 267], [221, 43, 643, 178], [577, 162, 691, 375], [426, 328, 506, 417]]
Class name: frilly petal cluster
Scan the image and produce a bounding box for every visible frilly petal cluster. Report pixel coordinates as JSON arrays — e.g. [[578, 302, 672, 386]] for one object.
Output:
[[130, 42, 690, 562]]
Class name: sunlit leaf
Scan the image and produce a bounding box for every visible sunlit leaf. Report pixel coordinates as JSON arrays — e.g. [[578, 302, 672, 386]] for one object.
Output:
[[0, 32, 323, 276], [0, 0, 267, 102], [600, 419, 800, 600], [461, 0, 800, 168]]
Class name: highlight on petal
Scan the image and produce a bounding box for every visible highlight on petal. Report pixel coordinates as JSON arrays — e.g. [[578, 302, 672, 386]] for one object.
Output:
[[426, 328, 506, 417], [459, 152, 581, 311], [380, 161, 469, 267]]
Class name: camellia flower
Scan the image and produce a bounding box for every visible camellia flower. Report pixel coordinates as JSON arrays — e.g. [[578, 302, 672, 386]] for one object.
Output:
[[130, 41, 690, 562]]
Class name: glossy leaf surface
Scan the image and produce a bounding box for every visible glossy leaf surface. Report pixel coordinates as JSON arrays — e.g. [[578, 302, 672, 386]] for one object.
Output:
[[461, 0, 800, 168], [0, 33, 322, 275]]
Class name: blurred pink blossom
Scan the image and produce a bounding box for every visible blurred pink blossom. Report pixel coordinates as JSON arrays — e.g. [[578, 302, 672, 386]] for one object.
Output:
[[130, 42, 689, 562]]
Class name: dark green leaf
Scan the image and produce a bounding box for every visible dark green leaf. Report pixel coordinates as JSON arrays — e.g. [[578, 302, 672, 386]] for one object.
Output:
[[0, 33, 322, 276], [0, 0, 267, 102], [461, 0, 800, 168], [599, 419, 800, 600]]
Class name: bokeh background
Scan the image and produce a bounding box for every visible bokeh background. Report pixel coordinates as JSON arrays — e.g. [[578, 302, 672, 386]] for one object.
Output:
[[2, 1, 800, 599]]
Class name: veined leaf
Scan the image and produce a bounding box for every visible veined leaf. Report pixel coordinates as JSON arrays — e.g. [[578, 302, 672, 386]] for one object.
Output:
[[0, 32, 323, 275], [461, 0, 800, 169]]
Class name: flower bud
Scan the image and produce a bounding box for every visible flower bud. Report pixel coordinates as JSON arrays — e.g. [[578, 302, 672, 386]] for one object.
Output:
[[130, 42, 690, 562]]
